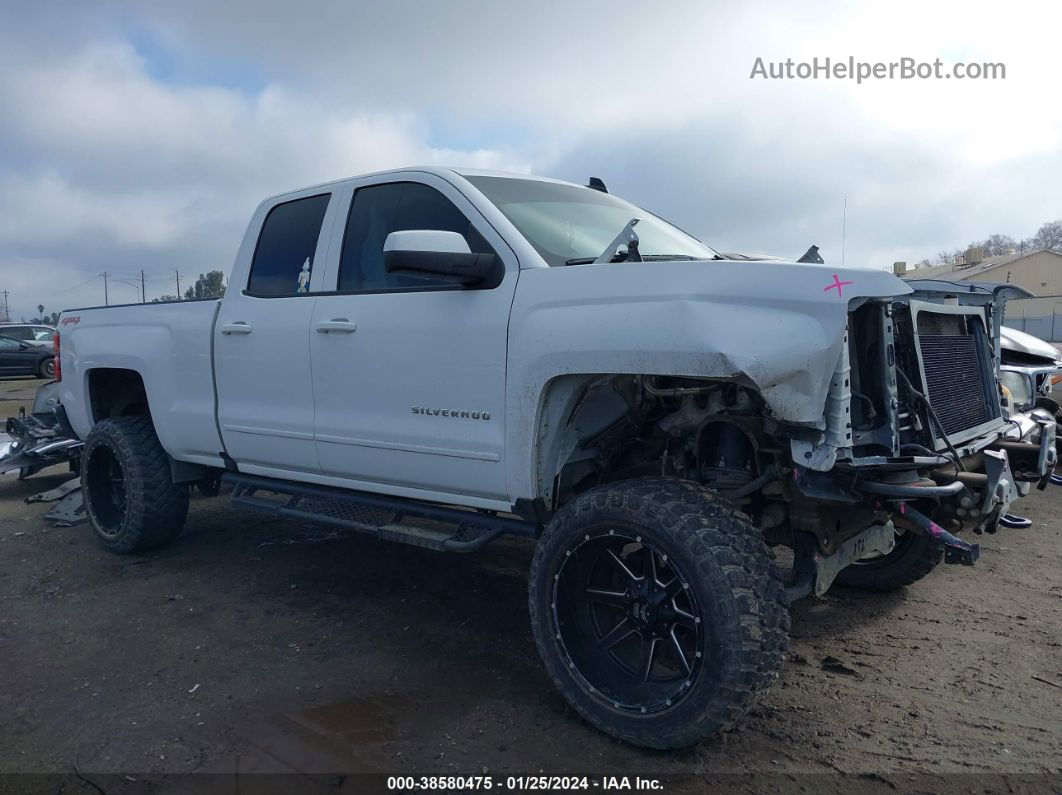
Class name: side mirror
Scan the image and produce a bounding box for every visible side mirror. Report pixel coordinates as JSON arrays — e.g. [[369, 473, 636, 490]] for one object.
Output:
[[383, 230, 496, 287], [18, 342, 30, 350]]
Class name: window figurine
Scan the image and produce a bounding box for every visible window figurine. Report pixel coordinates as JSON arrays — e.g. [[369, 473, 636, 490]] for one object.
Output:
[[296, 258, 311, 293]]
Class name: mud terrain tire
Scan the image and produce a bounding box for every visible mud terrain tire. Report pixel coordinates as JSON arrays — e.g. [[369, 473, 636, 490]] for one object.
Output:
[[529, 477, 789, 749], [833, 530, 942, 591], [82, 416, 188, 553]]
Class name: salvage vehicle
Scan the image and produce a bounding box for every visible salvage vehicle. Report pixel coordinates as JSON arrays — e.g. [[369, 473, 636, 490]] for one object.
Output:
[[46, 168, 1056, 748], [998, 325, 1062, 485], [1, 379, 81, 482], [999, 325, 1062, 415]]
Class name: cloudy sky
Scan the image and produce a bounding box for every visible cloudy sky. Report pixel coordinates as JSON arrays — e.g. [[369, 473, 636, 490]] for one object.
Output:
[[1, 0, 1060, 320]]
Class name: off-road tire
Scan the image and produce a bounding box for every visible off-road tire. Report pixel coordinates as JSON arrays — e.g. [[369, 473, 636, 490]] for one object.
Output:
[[832, 530, 942, 591], [38, 357, 55, 379], [82, 416, 188, 553], [528, 477, 789, 749]]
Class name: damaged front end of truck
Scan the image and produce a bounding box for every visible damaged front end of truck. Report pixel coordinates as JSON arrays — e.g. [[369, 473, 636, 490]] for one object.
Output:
[[780, 278, 1057, 597], [539, 272, 1056, 600]]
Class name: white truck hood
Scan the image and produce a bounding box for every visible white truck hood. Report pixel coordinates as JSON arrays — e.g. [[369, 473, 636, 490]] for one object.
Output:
[[1000, 325, 1060, 363], [509, 258, 912, 428]]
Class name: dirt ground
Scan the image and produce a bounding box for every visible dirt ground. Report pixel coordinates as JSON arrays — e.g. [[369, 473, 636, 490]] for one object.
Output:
[[1, 378, 1061, 793]]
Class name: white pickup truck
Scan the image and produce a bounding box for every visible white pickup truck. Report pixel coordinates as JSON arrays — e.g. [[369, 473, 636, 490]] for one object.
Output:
[[51, 167, 1055, 748]]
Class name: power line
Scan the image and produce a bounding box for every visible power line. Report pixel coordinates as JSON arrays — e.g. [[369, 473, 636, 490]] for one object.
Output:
[[112, 278, 141, 303], [53, 275, 105, 296]]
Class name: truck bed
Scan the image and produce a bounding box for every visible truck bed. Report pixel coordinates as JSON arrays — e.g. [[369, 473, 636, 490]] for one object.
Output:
[[56, 299, 225, 469]]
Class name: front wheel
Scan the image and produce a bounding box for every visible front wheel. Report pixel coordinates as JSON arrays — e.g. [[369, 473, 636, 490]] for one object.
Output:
[[528, 478, 789, 749], [82, 416, 189, 553], [38, 357, 55, 379]]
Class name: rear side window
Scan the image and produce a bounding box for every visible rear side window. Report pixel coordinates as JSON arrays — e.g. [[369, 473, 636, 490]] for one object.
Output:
[[247, 194, 331, 296], [3, 327, 31, 340], [337, 182, 495, 293]]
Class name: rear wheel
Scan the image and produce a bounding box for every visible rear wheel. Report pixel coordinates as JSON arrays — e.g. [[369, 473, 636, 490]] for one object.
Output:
[[529, 477, 789, 749], [832, 529, 942, 591], [82, 416, 188, 553]]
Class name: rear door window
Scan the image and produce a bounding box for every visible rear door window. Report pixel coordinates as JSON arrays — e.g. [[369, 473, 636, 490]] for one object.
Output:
[[247, 194, 331, 296]]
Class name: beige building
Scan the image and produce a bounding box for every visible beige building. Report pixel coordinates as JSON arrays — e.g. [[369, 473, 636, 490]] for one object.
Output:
[[903, 247, 1062, 294], [901, 248, 1062, 340]]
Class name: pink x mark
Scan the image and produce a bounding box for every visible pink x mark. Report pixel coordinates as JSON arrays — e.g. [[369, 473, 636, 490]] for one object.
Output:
[[824, 274, 854, 297]]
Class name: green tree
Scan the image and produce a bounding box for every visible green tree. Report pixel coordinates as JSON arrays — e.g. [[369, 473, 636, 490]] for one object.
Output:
[[183, 271, 226, 300]]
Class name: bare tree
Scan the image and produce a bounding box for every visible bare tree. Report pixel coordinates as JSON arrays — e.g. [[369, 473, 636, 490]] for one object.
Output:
[[1032, 220, 1062, 252], [978, 234, 1017, 257]]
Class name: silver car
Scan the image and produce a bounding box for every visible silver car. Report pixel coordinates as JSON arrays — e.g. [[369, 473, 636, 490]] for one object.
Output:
[[0, 324, 55, 348]]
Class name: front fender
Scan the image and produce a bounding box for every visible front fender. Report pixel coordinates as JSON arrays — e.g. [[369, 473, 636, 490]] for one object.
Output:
[[503, 259, 909, 500]]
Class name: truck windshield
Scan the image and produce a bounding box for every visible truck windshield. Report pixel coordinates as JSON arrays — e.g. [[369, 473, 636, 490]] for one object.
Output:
[[465, 176, 718, 267]]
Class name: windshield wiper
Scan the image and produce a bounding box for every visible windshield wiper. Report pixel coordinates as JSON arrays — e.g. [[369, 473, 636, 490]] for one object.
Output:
[[564, 252, 629, 266], [639, 255, 706, 261], [563, 253, 705, 266]]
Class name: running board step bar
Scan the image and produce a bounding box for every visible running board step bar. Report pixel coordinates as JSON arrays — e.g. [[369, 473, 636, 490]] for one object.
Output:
[[224, 473, 536, 553]]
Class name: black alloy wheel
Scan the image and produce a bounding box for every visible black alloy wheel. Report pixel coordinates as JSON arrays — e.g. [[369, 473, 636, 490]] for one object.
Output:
[[84, 442, 128, 535], [553, 531, 704, 714]]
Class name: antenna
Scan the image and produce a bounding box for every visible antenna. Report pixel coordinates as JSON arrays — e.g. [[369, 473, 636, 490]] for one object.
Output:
[[842, 197, 847, 269]]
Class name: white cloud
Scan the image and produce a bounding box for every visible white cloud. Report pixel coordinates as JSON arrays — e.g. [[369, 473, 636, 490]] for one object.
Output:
[[0, 0, 1060, 321], [0, 34, 529, 318]]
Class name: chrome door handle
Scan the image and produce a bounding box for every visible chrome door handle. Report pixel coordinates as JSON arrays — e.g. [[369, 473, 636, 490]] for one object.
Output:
[[316, 319, 357, 334], [220, 321, 253, 335]]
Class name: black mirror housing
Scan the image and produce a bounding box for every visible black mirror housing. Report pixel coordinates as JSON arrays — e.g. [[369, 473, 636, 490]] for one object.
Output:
[[384, 250, 498, 287]]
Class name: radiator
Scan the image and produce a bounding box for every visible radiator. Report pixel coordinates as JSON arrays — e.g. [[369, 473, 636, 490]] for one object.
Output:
[[915, 311, 994, 438]]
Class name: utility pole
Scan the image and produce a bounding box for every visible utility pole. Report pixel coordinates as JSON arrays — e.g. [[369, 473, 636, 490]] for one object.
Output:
[[141, 269, 146, 303], [101, 272, 110, 306], [175, 270, 182, 300], [1, 289, 9, 322]]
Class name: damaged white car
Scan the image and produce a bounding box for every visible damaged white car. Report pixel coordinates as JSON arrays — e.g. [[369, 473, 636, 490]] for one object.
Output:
[[7, 168, 1057, 748]]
